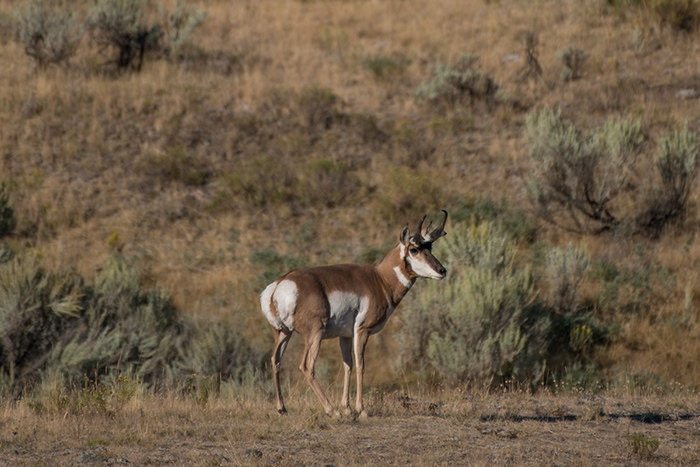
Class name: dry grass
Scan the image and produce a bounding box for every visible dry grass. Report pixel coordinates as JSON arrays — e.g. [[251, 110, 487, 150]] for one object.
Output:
[[2, 0, 700, 394], [1, 386, 699, 466]]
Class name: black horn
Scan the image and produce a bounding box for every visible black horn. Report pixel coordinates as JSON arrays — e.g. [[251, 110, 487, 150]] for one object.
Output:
[[413, 215, 426, 244], [426, 210, 448, 242]]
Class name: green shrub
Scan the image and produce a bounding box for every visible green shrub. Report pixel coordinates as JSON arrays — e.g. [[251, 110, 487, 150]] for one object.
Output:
[[28, 372, 143, 416], [0, 244, 13, 265], [560, 362, 603, 392], [318, 26, 347, 59], [354, 242, 394, 266], [50, 256, 183, 384], [545, 243, 590, 315], [298, 86, 340, 129], [209, 154, 297, 211], [161, 0, 207, 58], [299, 158, 362, 208], [451, 197, 536, 243], [605, 0, 699, 31], [362, 52, 411, 79], [0, 11, 11, 44], [250, 247, 308, 289], [137, 145, 209, 186], [15, 0, 83, 69], [628, 432, 660, 459], [389, 120, 438, 167], [528, 109, 700, 236], [184, 320, 263, 384], [525, 108, 644, 233], [649, 0, 699, 31], [416, 54, 498, 110], [89, 0, 162, 71], [589, 248, 674, 316], [53, 256, 263, 387], [396, 221, 609, 388], [396, 221, 541, 386], [350, 113, 389, 146], [639, 125, 699, 235], [556, 46, 588, 81], [0, 183, 15, 239], [519, 31, 543, 82], [374, 168, 446, 224], [0, 256, 82, 390], [1, 253, 262, 395]]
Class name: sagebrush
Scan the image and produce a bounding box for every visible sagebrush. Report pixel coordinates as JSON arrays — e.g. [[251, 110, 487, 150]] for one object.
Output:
[[396, 220, 609, 388], [525, 108, 700, 235], [0, 254, 263, 396], [15, 0, 83, 68]]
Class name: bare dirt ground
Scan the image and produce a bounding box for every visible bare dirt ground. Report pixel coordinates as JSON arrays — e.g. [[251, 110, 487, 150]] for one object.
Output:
[[1, 390, 698, 466]]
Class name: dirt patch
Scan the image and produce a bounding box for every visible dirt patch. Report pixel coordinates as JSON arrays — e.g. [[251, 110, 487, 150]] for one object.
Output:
[[1, 391, 698, 466]]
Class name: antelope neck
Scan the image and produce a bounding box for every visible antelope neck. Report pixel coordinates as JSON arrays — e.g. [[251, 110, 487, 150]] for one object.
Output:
[[376, 245, 415, 304]]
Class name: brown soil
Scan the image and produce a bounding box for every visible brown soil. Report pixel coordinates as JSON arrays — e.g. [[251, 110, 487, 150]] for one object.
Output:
[[1, 390, 698, 466]]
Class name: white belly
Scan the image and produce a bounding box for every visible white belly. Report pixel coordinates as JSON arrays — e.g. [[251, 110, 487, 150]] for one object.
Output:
[[323, 292, 369, 339]]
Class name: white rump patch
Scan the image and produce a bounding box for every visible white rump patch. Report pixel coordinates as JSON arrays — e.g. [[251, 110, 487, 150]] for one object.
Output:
[[393, 266, 412, 289], [260, 282, 282, 330], [273, 280, 298, 331]]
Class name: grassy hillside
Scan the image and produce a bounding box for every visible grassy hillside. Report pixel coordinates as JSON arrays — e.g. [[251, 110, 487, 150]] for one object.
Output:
[[1, 0, 700, 393]]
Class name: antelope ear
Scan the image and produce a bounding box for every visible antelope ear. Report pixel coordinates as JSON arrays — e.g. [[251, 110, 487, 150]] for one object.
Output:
[[400, 225, 410, 246]]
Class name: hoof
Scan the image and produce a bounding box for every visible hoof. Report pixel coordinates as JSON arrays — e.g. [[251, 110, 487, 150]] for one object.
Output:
[[277, 407, 288, 415], [342, 407, 352, 416], [358, 410, 369, 420]]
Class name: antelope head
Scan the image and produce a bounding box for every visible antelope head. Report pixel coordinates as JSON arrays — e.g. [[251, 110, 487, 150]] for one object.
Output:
[[400, 210, 448, 280]]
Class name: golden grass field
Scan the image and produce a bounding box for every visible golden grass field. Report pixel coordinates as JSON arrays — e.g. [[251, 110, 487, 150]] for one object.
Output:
[[2, 0, 700, 464], [1, 384, 699, 466], [1, 0, 700, 383]]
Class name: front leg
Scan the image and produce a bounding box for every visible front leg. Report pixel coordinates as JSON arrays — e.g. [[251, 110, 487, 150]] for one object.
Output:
[[339, 337, 353, 415], [353, 329, 371, 418]]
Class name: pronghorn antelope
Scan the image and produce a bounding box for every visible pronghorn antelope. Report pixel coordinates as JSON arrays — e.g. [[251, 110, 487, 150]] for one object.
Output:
[[260, 211, 448, 417]]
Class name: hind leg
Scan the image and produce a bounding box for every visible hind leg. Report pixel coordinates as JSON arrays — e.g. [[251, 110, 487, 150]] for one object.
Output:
[[299, 328, 338, 417], [271, 327, 292, 414]]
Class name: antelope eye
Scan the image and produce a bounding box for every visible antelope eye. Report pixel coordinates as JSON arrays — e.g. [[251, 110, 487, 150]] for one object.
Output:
[[409, 248, 419, 255]]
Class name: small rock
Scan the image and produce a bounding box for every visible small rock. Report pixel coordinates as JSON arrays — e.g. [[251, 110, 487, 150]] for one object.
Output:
[[496, 428, 517, 439], [501, 54, 522, 65], [676, 89, 698, 100], [577, 394, 605, 404], [243, 449, 263, 459], [106, 457, 129, 465], [81, 452, 104, 464]]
